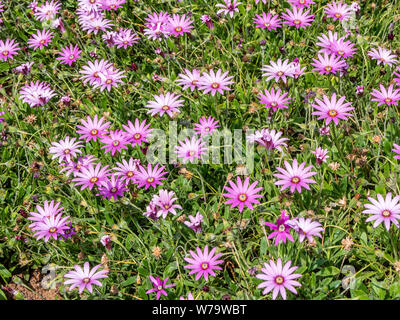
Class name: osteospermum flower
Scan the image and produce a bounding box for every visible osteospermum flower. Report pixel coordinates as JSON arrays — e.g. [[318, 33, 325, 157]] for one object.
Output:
[[311, 53, 347, 75], [223, 176, 263, 212], [143, 11, 170, 41], [216, 0, 241, 18], [253, 12, 282, 31], [114, 28, 139, 49], [324, 1, 353, 21], [113, 158, 140, 184], [79, 59, 113, 86], [247, 129, 288, 152], [311, 93, 354, 125], [72, 162, 111, 190], [100, 0, 126, 11], [200, 14, 214, 30], [180, 292, 195, 300], [34, 0, 61, 21], [312, 147, 329, 165], [194, 116, 220, 136], [14, 62, 34, 75], [393, 144, 400, 160], [184, 246, 224, 281], [184, 212, 203, 233], [281, 6, 314, 29], [261, 59, 295, 83], [28, 200, 64, 225], [258, 88, 291, 111], [198, 69, 234, 96], [100, 130, 130, 156], [30, 213, 71, 242], [76, 115, 110, 142], [59, 155, 98, 177], [19, 80, 56, 107], [330, 38, 357, 59], [64, 262, 108, 294], [95, 66, 126, 92], [256, 258, 302, 300], [363, 193, 400, 231], [175, 136, 208, 164], [80, 14, 113, 35], [152, 189, 182, 218], [97, 175, 128, 201], [368, 47, 398, 67], [122, 119, 152, 146], [371, 84, 400, 106], [265, 210, 295, 246], [132, 163, 168, 190], [176, 69, 202, 91], [56, 44, 82, 66], [145, 92, 184, 117], [78, 0, 101, 11], [316, 31, 339, 55], [287, 0, 315, 8], [49, 136, 83, 163], [274, 158, 317, 194], [292, 217, 324, 243], [146, 276, 176, 300], [27, 28, 54, 50], [167, 14, 194, 37], [0, 39, 20, 61]]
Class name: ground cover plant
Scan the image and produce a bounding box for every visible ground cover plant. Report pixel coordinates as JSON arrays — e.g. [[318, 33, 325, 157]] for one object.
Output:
[[1, 0, 400, 301]]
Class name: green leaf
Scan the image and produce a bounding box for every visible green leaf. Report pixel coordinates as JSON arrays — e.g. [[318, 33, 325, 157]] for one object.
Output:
[[319, 266, 340, 277]]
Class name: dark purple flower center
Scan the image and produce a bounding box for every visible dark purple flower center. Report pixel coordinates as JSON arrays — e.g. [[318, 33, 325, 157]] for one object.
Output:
[[110, 187, 117, 193], [278, 224, 286, 232], [157, 285, 163, 290]]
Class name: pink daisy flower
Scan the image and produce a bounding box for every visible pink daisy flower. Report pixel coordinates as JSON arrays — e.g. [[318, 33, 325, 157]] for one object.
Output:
[[281, 7, 314, 29], [167, 14, 194, 37], [27, 28, 54, 50], [122, 119, 152, 147], [200, 15, 214, 30], [330, 38, 357, 59], [261, 59, 295, 83], [310, 53, 347, 75], [56, 44, 82, 66], [76, 115, 110, 143], [324, 1, 352, 21], [255, 258, 302, 300], [223, 176, 263, 212], [287, 0, 315, 8], [216, 0, 241, 18], [198, 69, 234, 96], [292, 217, 324, 243], [146, 276, 176, 300], [113, 158, 140, 184], [367, 47, 398, 67], [19, 80, 56, 108], [393, 143, 400, 160], [100, 0, 126, 11], [100, 130, 130, 156], [180, 292, 195, 300], [152, 189, 182, 219], [247, 128, 288, 152], [312, 147, 329, 165], [78, 0, 102, 11], [97, 175, 128, 201], [184, 212, 203, 233], [34, 0, 61, 21], [145, 92, 184, 117], [265, 210, 295, 246], [59, 155, 98, 177], [28, 200, 64, 226], [175, 136, 208, 164], [253, 12, 282, 31], [79, 59, 113, 86], [176, 69, 202, 91], [194, 116, 220, 136], [72, 163, 111, 190], [316, 31, 339, 55], [14, 62, 34, 75], [274, 158, 317, 194], [64, 262, 108, 294], [114, 28, 139, 49], [0, 38, 20, 61], [371, 84, 400, 106], [132, 163, 168, 190], [95, 66, 126, 92], [311, 93, 354, 125], [143, 11, 170, 41], [30, 213, 71, 242], [184, 246, 224, 281], [49, 136, 83, 163], [258, 88, 291, 111], [363, 193, 400, 231], [81, 15, 113, 35]]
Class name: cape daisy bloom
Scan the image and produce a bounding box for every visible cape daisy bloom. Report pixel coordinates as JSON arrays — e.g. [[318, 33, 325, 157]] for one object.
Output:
[[113, 158, 140, 184], [258, 88, 291, 111], [76, 115, 110, 142], [223, 176, 263, 212], [184, 212, 204, 233], [287, 0, 315, 8], [310, 53, 347, 75], [72, 163, 111, 190], [97, 175, 128, 201], [122, 118, 152, 146], [324, 1, 353, 21], [59, 155, 98, 177], [146, 276, 176, 300], [152, 189, 182, 218], [49, 136, 83, 163], [194, 116, 220, 136], [79, 59, 113, 86], [176, 69, 202, 91], [330, 38, 357, 59], [0, 38, 20, 61], [363, 193, 400, 231], [312, 147, 329, 165], [100, 0, 126, 11], [274, 158, 317, 194], [19, 80, 56, 107], [253, 12, 282, 31], [393, 143, 400, 160], [281, 7, 314, 29], [198, 69, 234, 96], [184, 246, 224, 281], [247, 128, 288, 152], [316, 31, 339, 55], [261, 59, 295, 83], [114, 28, 139, 49], [311, 93, 354, 125], [95, 66, 126, 92], [265, 210, 295, 246], [27, 28, 54, 50], [28, 200, 64, 225], [368, 47, 398, 67], [216, 0, 241, 18], [34, 0, 61, 21], [292, 217, 324, 243], [56, 44, 82, 66], [255, 258, 302, 300], [30, 213, 71, 242], [100, 130, 130, 156], [175, 136, 208, 164], [167, 14, 194, 37], [0, 111, 5, 123], [132, 163, 168, 190], [371, 84, 400, 106], [145, 92, 184, 117], [64, 262, 109, 294]]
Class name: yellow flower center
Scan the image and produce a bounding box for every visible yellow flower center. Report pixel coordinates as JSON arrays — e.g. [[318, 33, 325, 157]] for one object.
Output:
[[110, 4, 116, 9], [106, 79, 112, 84], [338, 50, 345, 56], [278, 225, 286, 232], [277, 71, 284, 76], [328, 109, 338, 117], [201, 263, 209, 270], [211, 82, 219, 89], [188, 151, 195, 156], [192, 80, 198, 85], [334, 13, 342, 18], [275, 276, 284, 284], [112, 140, 120, 146], [294, 19, 301, 25], [91, 129, 98, 135], [291, 176, 300, 184], [89, 0, 96, 3], [64, 149, 71, 154], [271, 101, 278, 107], [175, 26, 182, 32], [382, 210, 391, 217], [264, 23, 271, 27], [83, 277, 90, 283], [385, 98, 392, 103], [2, 50, 8, 56], [134, 133, 141, 140], [164, 204, 170, 209], [123, 40, 128, 44], [324, 66, 332, 72], [69, 54, 75, 60], [157, 285, 163, 290], [40, 40, 45, 45], [49, 227, 57, 233], [162, 105, 170, 111], [147, 177, 155, 183], [300, 0, 305, 3], [127, 171, 134, 177], [90, 177, 98, 183], [238, 194, 247, 202]]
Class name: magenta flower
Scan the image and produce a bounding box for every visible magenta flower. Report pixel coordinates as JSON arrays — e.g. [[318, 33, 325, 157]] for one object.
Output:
[[255, 258, 302, 300], [261, 59, 295, 83], [292, 217, 324, 243], [100, 130, 130, 156], [30, 213, 71, 242], [180, 292, 194, 300], [393, 144, 400, 160], [258, 88, 291, 111], [184, 246, 224, 281], [316, 31, 339, 55], [167, 14, 194, 37], [175, 136, 208, 164], [122, 119, 152, 147], [49, 136, 83, 163], [176, 69, 202, 91], [265, 210, 295, 246], [368, 47, 398, 67], [274, 159, 317, 193], [72, 163, 111, 190], [80, 14, 113, 35], [100, 235, 111, 249], [198, 69, 234, 96], [97, 175, 128, 201], [394, 67, 400, 86], [146, 276, 176, 300], [247, 128, 288, 152], [312, 147, 329, 165], [56, 44, 82, 66], [19, 80, 56, 108], [100, 0, 126, 11], [152, 189, 182, 219], [200, 15, 214, 30], [330, 38, 357, 59], [33, 0, 61, 21], [223, 176, 263, 212], [79, 59, 113, 86], [132, 163, 168, 190], [311, 53, 347, 75], [145, 92, 183, 117], [113, 158, 140, 184], [0, 111, 5, 123], [324, 1, 352, 21], [0, 38, 20, 61], [253, 12, 282, 31], [371, 84, 400, 106], [27, 28, 54, 50], [184, 212, 203, 233], [114, 28, 139, 49], [287, 0, 315, 8], [95, 66, 126, 92], [76, 115, 110, 142], [311, 93, 354, 125], [363, 193, 400, 231], [143, 11, 170, 41], [59, 155, 98, 177], [216, 0, 241, 18], [194, 116, 220, 136], [64, 262, 108, 294], [14, 62, 34, 75], [281, 7, 314, 29], [28, 200, 64, 225]]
